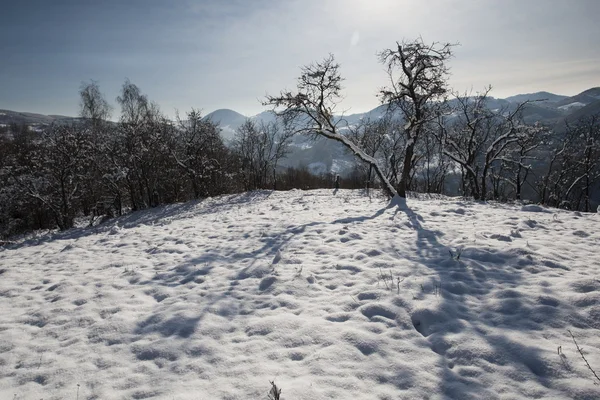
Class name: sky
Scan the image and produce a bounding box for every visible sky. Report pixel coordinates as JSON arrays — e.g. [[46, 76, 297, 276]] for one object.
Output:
[[1, 0, 599, 119]]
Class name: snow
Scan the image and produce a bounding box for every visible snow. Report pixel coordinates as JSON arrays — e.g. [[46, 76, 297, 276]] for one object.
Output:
[[1, 189, 600, 399], [330, 159, 354, 174], [558, 102, 586, 110], [291, 141, 313, 150]]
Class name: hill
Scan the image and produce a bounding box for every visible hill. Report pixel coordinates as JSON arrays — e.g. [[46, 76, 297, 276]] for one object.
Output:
[[556, 87, 600, 109], [204, 109, 248, 141], [504, 91, 568, 104], [0, 109, 80, 127], [1, 189, 599, 399]]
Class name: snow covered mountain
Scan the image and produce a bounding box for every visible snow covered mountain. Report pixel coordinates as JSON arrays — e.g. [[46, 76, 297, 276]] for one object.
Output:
[[1, 189, 599, 399]]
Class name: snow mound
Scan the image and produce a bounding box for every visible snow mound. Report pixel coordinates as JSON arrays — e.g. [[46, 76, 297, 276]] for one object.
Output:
[[1, 189, 599, 399]]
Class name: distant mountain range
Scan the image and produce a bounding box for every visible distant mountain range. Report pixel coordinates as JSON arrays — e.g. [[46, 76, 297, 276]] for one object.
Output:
[[2, 87, 599, 175]]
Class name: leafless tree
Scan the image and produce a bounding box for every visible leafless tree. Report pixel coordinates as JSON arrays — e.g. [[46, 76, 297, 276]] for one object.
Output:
[[347, 115, 393, 192], [169, 109, 231, 198], [439, 87, 540, 200], [264, 55, 398, 198], [496, 122, 546, 200], [379, 38, 455, 197], [79, 80, 112, 123], [538, 115, 600, 210], [233, 119, 294, 190], [9, 125, 88, 230]]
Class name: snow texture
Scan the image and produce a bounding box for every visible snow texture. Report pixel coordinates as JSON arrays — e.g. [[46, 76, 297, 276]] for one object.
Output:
[[1, 189, 600, 399]]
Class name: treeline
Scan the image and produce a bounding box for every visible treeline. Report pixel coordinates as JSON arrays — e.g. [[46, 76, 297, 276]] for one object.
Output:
[[346, 91, 600, 210], [0, 81, 340, 238]]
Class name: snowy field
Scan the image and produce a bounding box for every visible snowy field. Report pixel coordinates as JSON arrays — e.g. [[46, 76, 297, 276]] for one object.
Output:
[[1, 189, 600, 400]]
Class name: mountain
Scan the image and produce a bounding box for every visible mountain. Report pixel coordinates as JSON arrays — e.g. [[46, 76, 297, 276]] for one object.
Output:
[[204, 109, 248, 141], [555, 87, 600, 110], [504, 91, 568, 104]]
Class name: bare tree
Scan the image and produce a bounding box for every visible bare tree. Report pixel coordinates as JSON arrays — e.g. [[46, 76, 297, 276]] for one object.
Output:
[[264, 55, 399, 199], [439, 87, 540, 200], [496, 122, 546, 200], [436, 88, 492, 199], [79, 80, 112, 123], [539, 115, 600, 210], [347, 116, 392, 192], [9, 125, 88, 230], [379, 38, 455, 197], [169, 109, 230, 198], [233, 119, 293, 190]]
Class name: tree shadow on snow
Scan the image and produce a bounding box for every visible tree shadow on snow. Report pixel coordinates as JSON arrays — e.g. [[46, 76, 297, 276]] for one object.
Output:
[[5, 191, 274, 250], [390, 203, 593, 399]]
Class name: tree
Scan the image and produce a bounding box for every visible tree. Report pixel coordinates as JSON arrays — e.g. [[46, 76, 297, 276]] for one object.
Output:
[[496, 122, 546, 201], [439, 88, 541, 200], [9, 124, 89, 230], [78, 81, 123, 219], [116, 80, 169, 209], [170, 109, 231, 198], [436, 88, 492, 199], [264, 55, 399, 199], [79, 80, 112, 123], [347, 116, 391, 192], [537, 115, 600, 210], [379, 38, 455, 197], [233, 119, 293, 190]]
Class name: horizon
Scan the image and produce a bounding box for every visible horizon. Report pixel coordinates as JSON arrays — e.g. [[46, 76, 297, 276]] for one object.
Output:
[[1, 86, 598, 121], [1, 0, 599, 119]]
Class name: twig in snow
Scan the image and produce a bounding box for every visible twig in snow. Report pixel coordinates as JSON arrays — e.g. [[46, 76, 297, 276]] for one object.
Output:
[[378, 267, 390, 290], [568, 329, 600, 385], [397, 277, 404, 294], [268, 380, 282, 400]]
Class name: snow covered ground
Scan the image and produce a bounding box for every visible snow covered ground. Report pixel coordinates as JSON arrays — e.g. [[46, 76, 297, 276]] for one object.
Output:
[[1, 189, 600, 400]]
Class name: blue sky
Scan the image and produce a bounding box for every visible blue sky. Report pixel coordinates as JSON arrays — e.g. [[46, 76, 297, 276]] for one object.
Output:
[[1, 0, 599, 118]]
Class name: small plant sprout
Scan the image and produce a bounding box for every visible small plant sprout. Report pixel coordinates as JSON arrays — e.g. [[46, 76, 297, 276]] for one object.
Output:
[[557, 345, 562, 355], [449, 248, 463, 261], [397, 276, 404, 294], [268, 380, 282, 400], [378, 267, 398, 292], [76, 384, 80, 400]]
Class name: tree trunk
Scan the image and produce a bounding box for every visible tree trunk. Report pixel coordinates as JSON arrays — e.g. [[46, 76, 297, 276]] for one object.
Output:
[[397, 141, 415, 198], [480, 166, 489, 201]]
